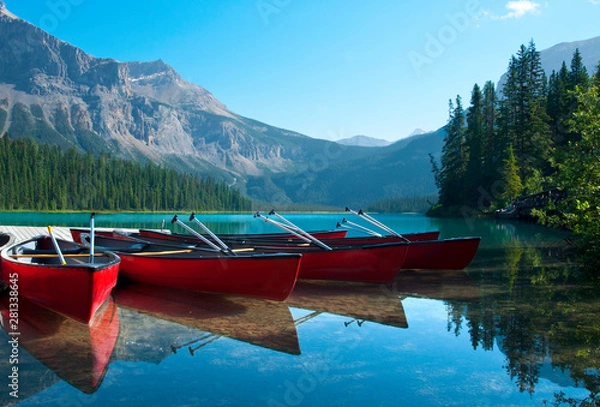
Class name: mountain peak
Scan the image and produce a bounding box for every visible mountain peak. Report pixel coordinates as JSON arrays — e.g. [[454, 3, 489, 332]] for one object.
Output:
[[335, 135, 391, 147], [0, 1, 18, 19], [408, 128, 428, 137]]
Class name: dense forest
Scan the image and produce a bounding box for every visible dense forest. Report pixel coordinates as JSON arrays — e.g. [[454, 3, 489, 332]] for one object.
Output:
[[430, 41, 600, 261], [366, 195, 437, 213], [0, 136, 251, 212]]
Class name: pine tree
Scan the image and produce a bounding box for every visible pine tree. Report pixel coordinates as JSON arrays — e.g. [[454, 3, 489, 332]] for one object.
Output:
[[501, 144, 523, 206], [498, 41, 551, 188], [569, 49, 589, 90], [0, 137, 252, 211], [481, 81, 500, 190], [564, 49, 590, 145], [547, 79, 600, 261], [438, 96, 469, 207], [465, 84, 485, 205], [547, 63, 571, 146]]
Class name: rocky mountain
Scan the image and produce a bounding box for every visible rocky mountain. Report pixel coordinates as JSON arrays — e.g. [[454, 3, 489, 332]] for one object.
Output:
[[497, 36, 600, 93], [539, 36, 600, 74], [262, 130, 443, 208], [0, 5, 372, 186], [2, 2, 597, 209], [0, 4, 435, 207], [335, 135, 391, 147]]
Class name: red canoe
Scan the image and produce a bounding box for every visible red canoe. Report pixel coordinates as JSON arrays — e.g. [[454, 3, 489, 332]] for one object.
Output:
[[86, 235, 302, 301], [136, 228, 439, 245], [0, 293, 119, 393], [91, 233, 409, 284], [177, 230, 477, 272], [70, 227, 348, 245], [245, 235, 480, 271], [284, 242, 408, 283], [0, 233, 14, 278], [402, 237, 481, 270], [139, 228, 348, 241], [0, 232, 13, 249], [0, 235, 120, 324]]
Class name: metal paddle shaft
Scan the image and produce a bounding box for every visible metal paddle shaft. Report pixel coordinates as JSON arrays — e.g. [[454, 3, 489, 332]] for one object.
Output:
[[189, 213, 231, 252], [89, 212, 95, 264], [263, 211, 333, 251], [171, 215, 225, 253], [47, 226, 67, 265], [254, 212, 312, 243], [358, 209, 408, 240], [268, 210, 303, 233], [340, 218, 383, 237], [345, 207, 408, 241]]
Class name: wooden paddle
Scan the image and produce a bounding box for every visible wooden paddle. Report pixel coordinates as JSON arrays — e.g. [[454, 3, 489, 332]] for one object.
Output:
[[11, 253, 105, 259]]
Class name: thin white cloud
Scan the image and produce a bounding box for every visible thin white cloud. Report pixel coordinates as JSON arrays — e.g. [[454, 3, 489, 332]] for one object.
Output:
[[486, 0, 542, 20], [589, 0, 600, 5]]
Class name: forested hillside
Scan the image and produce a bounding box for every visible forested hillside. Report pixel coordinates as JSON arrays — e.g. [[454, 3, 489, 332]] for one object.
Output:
[[430, 41, 600, 261], [0, 136, 251, 211]]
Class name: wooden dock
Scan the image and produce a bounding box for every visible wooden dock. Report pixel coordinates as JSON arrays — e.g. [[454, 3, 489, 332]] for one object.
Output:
[[0, 226, 74, 242]]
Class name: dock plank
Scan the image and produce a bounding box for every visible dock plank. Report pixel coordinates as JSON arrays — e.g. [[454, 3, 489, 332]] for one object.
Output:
[[0, 226, 73, 243]]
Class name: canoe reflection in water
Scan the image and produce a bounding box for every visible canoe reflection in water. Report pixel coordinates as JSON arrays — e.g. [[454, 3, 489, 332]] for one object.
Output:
[[0, 293, 119, 394], [392, 269, 480, 302], [113, 281, 301, 356], [285, 269, 478, 331], [286, 280, 408, 329]]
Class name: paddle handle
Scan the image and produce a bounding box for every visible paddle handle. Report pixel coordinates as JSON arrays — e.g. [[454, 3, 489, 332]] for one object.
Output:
[[47, 226, 67, 265]]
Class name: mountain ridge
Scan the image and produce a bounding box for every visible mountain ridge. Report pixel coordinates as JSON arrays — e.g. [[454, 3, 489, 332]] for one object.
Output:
[[1, 4, 599, 208], [0, 9, 339, 181], [335, 135, 391, 147]]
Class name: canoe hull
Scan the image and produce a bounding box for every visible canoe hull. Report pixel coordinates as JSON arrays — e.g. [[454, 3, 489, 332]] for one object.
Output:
[[403, 237, 481, 270], [297, 243, 408, 283], [139, 228, 349, 241], [92, 233, 408, 285], [116, 251, 301, 301], [0, 236, 120, 324], [139, 229, 439, 246], [71, 228, 348, 245]]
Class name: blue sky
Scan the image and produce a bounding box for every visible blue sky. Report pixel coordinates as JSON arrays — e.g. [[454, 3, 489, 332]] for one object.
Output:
[[5, 1, 600, 141]]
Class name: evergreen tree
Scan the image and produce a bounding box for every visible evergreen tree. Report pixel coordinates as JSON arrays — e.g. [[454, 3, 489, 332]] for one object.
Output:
[[465, 84, 485, 205], [498, 41, 551, 188], [547, 63, 571, 146], [569, 49, 589, 90], [481, 81, 500, 190], [0, 136, 252, 211], [500, 144, 523, 206], [564, 49, 590, 145], [541, 78, 600, 262], [437, 96, 469, 207]]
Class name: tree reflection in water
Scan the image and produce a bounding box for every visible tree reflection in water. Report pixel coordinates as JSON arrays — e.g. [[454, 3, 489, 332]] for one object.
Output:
[[402, 231, 600, 406]]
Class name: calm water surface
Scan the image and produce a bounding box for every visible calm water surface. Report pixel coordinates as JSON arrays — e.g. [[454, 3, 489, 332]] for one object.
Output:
[[1, 212, 598, 407]]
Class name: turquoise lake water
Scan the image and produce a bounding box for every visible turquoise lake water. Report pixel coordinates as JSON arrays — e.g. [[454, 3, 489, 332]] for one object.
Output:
[[0, 212, 598, 406]]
